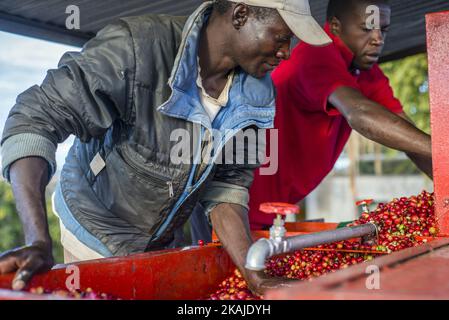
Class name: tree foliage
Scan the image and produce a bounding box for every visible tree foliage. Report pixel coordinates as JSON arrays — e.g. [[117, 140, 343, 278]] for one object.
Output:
[[381, 53, 430, 133]]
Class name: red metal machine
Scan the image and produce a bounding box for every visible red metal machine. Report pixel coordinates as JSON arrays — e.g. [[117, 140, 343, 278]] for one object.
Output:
[[0, 224, 337, 300]]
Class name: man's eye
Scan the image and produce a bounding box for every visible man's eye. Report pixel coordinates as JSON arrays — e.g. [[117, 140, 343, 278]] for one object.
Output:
[[277, 35, 291, 43]]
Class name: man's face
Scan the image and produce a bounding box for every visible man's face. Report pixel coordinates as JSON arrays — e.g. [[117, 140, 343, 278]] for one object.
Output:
[[333, 2, 391, 70], [232, 8, 293, 78]]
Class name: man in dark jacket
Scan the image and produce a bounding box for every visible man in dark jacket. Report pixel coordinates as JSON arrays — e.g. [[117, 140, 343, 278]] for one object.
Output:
[[0, 0, 330, 295]]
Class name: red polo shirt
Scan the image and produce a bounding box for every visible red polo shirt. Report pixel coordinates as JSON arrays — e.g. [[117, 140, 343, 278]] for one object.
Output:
[[248, 24, 403, 230]]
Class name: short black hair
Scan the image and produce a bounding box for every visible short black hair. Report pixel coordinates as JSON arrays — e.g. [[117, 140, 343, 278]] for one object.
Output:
[[326, 0, 390, 22], [214, 0, 232, 15], [214, 0, 278, 23]]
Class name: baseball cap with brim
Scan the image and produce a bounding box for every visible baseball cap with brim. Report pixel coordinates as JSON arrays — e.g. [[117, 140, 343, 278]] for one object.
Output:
[[227, 0, 332, 46]]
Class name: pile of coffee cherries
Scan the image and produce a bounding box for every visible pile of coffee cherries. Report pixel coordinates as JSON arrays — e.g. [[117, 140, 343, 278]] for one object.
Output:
[[29, 287, 118, 300], [350, 190, 437, 249], [208, 269, 259, 301], [207, 249, 378, 300], [207, 191, 437, 300], [265, 249, 376, 280]]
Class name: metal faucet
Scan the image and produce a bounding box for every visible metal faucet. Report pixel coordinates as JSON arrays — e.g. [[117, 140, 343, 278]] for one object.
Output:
[[245, 202, 378, 271]]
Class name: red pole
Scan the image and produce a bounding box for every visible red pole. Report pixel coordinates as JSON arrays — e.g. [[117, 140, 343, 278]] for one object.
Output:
[[426, 11, 449, 235]]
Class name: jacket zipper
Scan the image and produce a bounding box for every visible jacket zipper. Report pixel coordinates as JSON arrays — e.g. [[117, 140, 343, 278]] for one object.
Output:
[[150, 120, 266, 244], [119, 147, 175, 198], [194, 129, 212, 183]]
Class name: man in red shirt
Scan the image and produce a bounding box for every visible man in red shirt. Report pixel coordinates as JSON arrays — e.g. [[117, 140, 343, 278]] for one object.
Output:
[[249, 0, 433, 230]]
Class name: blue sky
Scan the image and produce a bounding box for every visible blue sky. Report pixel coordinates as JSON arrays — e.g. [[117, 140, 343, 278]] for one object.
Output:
[[0, 31, 80, 174]]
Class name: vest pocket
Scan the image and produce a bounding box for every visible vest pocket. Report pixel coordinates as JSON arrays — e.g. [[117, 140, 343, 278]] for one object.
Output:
[[119, 146, 175, 199], [91, 146, 177, 234]]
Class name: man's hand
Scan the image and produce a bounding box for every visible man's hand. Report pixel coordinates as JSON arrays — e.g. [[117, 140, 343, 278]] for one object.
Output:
[[0, 241, 54, 290], [210, 203, 296, 296], [245, 270, 297, 296]]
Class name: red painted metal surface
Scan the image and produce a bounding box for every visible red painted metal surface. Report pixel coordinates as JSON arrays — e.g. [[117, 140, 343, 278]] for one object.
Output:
[[0, 223, 336, 300], [0, 223, 365, 300], [427, 11, 449, 235], [266, 238, 449, 300], [0, 226, 442, 300], [0, 246, 235, 300]]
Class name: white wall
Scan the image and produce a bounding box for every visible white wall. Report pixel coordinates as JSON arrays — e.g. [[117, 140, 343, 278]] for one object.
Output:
[[305, 174, 433, 223]]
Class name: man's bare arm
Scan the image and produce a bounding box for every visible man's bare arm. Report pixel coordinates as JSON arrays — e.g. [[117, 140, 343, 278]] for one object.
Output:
[[396, 112, 433, 179], [210, 203, 295, 296], [0, 157, 54, 290], [329, 86, 432, 177]]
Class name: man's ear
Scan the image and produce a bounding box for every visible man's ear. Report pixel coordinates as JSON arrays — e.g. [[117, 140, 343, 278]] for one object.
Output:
[[232, 3, 250, 30], [330, 17, 342, 36]]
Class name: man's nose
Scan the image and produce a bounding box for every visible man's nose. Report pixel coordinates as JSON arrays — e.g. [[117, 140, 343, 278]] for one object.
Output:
[[371, 29, 385, 46]]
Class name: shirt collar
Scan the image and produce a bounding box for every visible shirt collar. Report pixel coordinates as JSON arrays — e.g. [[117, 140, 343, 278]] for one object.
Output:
[[324, 23, 356, 71], [196, 56, 234, 107]]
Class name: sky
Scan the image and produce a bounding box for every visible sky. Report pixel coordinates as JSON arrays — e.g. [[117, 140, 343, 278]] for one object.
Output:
[[0, 31, 80, 174]]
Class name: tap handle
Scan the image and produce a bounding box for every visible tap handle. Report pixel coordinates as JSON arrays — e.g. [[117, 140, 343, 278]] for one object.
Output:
[[356, 199, 374, 213], [260, 203, 300, 224], [260, 203, 299, 240], [260, 202, 300, 215]]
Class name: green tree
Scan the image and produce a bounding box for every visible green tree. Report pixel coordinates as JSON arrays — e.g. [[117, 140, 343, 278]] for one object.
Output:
[[381, 53, 430, 133]]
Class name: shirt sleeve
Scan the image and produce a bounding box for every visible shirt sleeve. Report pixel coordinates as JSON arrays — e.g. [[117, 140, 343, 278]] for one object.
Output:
[[293, 44, 360, 116], [1, 20, 136, 182], [358, 64, 403, 114]]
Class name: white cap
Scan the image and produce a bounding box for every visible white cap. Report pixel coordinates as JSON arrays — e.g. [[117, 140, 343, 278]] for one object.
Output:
[[227, 0, 331, 46]]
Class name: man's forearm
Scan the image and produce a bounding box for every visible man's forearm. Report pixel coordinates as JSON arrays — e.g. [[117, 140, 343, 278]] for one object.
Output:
[[330, 87, 432, 159], [210, 203, 253, 277], [353, 107, 431, 157], [9, 157, 52, 249], [354, 110, 433, 177], [406, 152, 433, 179], [210, 203, 296, 295], [397, 113, 434, 179], [352, 111, 433, 178]]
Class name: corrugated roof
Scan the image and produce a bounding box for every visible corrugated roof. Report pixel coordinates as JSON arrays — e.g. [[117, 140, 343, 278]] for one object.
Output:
[[1, 0, 449, 61]]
